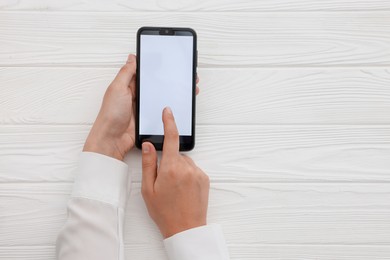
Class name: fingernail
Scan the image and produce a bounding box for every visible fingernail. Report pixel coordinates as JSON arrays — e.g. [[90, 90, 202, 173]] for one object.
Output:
[[142, 142, 150, 153], [165, 107, 172, 115], [127, 54, 135, 63]]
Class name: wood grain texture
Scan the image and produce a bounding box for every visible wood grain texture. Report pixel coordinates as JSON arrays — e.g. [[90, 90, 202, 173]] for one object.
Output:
[[1, 12, 390, 67], [2, 245, 390, 260], [0, 125, 389, 183], [1, 0, 390, 258], [1, 0, 390, 12], [1, 68, 390, 125], [1, 183, 390, 246]]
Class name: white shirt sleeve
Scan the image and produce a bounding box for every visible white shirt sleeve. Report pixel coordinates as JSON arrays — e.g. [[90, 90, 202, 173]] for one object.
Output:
[[56, 152, 230, 260], [164, 225, 230, 260], [56, 152, 131, 260]]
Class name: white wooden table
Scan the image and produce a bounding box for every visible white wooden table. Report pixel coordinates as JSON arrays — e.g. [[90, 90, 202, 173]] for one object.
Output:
[[1, 1, 390, 259]]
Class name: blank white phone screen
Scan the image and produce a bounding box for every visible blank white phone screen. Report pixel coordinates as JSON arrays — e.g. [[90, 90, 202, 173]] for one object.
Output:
[[140, 34, 193, 136]]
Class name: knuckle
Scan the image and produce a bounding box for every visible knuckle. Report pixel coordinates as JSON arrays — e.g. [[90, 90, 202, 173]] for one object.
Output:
[[168, 169, 179, 180], [187, 166, 196, 176], [203, 173, 210, 183], [106, 82, 121, 94], [142, 159, 154, 169], [182, 167, 198, 184], [184, 165, 195, 175], [197, 170, 210, 184], [106, 83, 116, 93], [160, 164, 177, 178], [165, 163, 178, 177], [120, 63, 134, 74], [118, 65, 128, 76]]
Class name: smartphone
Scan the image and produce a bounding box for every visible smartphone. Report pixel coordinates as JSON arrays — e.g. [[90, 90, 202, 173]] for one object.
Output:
[[135, 27, 197, 151]]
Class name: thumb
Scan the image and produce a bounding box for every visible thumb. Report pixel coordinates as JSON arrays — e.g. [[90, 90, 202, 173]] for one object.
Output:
[[113, 54, 136, 87], [141, 142, 157, 197]]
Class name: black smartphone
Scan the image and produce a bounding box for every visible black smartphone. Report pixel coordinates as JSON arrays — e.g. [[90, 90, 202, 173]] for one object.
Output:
[[135, 27, 197, 151]]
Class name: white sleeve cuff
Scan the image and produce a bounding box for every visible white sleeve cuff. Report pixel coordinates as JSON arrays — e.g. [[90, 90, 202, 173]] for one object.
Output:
[[164, 224, 230, 260], [71, 152, 131, 209]]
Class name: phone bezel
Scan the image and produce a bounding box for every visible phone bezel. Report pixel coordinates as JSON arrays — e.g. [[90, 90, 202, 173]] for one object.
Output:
[[135, 27, 197, 151]]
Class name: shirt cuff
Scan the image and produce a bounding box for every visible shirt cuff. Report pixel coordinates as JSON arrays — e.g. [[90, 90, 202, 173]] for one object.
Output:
[[71, 152, 131, 209], [164, 224, 230, 260]]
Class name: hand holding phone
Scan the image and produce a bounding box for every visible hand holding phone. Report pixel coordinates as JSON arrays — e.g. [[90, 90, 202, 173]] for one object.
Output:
[[136, 27, 198, 151], [83, 54, 137, 161]]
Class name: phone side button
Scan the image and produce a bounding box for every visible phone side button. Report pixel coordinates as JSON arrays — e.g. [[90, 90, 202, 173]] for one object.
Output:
[[196, 50, 198, 67]]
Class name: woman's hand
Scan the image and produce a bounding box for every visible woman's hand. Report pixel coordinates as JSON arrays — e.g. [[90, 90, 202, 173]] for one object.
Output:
[[83, 54, 200, 161], [83, 54, 137, 161], [141, 108, 210, 238]]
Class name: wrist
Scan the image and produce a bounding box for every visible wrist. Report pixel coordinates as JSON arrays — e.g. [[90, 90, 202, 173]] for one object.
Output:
[[83, 138, 124, 161], [83, 125, 125, 161], [162, 221, 207, 239]]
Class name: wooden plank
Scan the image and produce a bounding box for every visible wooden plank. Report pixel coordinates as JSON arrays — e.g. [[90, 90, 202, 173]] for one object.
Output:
[[2, 68, 390, 125], [1, 245, 390, 260], [1, 12, 390, 67], [0, 246, 55, 260], [0, 68, 110, 125], [1, 183, 390, 246], [1, 0, 390, 12], [1, 125, 389, 183]]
